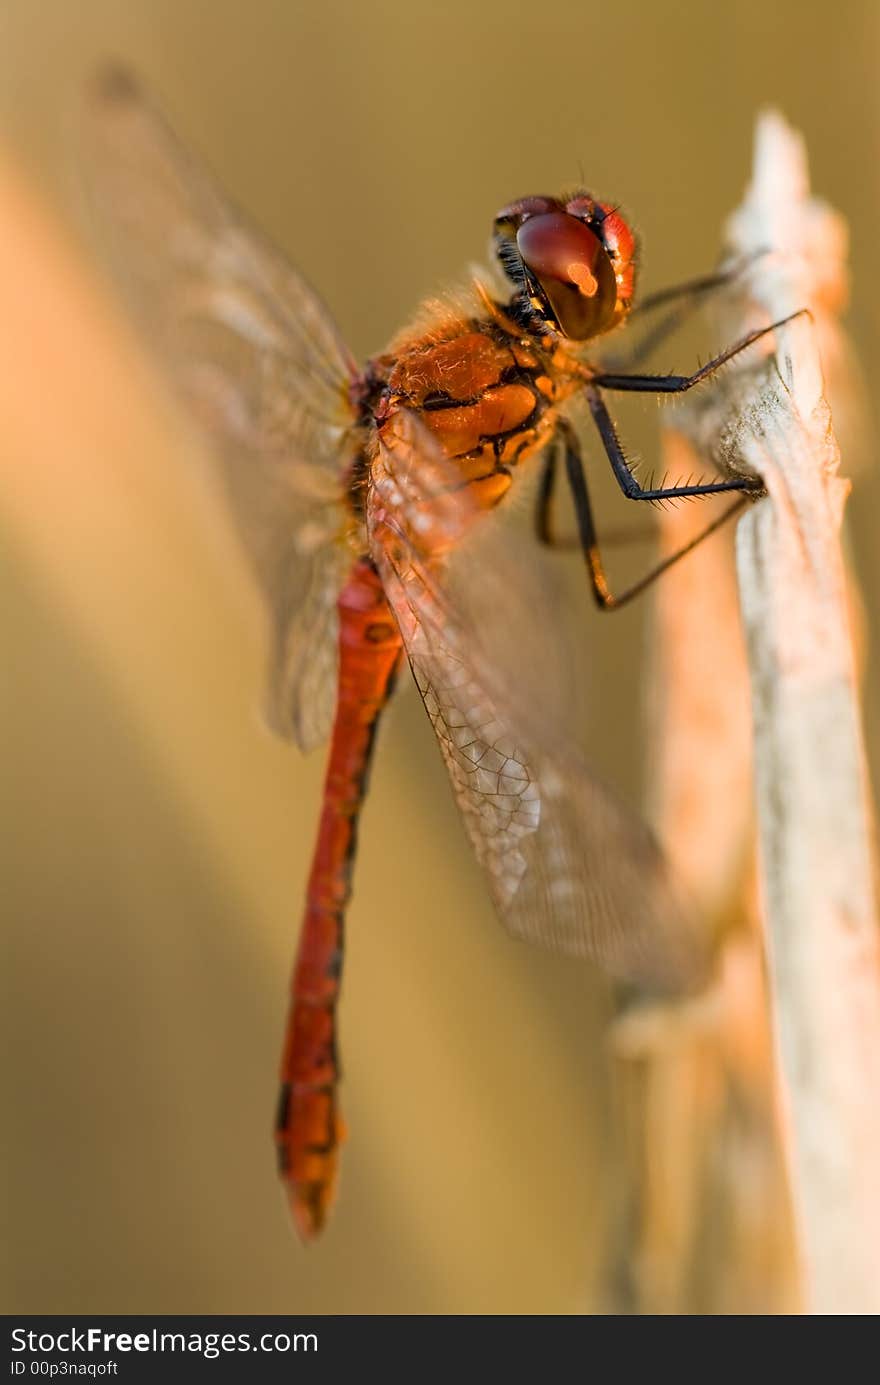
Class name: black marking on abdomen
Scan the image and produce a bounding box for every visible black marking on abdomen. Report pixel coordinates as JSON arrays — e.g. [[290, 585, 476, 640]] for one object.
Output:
[[275, 1082, 292, 1135]]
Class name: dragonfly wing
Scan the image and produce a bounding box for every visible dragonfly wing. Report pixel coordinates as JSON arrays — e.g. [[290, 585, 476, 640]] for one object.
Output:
[[77, 66, 356, 749], [367, 410, 706, 990]]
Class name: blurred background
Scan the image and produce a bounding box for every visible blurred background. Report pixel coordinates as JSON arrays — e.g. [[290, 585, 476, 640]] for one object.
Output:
[[1, 0, 877, 1314]]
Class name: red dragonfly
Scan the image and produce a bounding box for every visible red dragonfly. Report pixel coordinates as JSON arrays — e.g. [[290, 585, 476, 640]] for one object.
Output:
[[81, 68, 794, 1240]]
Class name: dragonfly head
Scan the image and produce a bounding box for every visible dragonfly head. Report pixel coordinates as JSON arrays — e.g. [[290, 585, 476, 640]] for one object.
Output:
[[492, 194, 637, 341]]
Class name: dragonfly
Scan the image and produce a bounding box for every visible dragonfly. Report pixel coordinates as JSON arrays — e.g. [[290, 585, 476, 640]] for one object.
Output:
[[80, 67, 798, 1240]]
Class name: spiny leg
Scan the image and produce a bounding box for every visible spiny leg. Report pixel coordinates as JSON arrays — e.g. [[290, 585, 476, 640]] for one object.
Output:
[[557, 419, 751, 611], [542, 304, 794, 596], [604, 253, 766, 371], [588, 313, 806, 502], [535, 441, 653, 551], [586, 386, 761, 503], [534, 438, 560, 546], [632, 253, 765, 318], [593, 310, 808, 395]]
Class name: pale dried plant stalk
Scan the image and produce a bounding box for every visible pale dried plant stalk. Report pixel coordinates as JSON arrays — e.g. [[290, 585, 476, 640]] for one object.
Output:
[[717, 113, 880, 1316], [609, 452, 797, 1313], [608, 113, 880, 1315]]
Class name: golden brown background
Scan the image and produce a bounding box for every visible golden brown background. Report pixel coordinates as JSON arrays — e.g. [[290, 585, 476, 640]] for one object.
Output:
[[2, 0, 878, 1313]]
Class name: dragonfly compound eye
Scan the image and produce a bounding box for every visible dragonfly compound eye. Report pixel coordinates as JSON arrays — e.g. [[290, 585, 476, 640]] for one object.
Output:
[[516, 212, 619, 340]]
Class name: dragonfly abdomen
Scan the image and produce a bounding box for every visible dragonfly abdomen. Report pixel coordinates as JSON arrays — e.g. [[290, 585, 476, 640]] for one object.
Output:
[[275, 558, 403, 1240]]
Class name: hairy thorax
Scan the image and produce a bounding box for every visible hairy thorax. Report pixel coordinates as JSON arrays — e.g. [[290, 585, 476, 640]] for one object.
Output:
[[347, 288, 588, 520]]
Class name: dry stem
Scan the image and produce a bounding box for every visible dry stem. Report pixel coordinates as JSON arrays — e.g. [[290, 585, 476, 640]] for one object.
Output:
[[609, 111, 879, 1316], [684, 111, 880, 1314]]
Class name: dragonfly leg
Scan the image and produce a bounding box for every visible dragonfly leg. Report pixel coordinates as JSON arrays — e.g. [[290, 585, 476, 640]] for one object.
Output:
[[534, 439, 561, 545], [558, 419, 750, 611], [631, 251, 765, 319], [535, 441, 653, 552], [588, 313, 809, 503], [586, 386, 763, 504], [604, 252, 766, 371], [592, 309, 809, 396]]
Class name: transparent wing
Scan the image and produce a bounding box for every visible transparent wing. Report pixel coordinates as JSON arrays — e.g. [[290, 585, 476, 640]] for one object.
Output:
[[77, 66, 357, 749], [367, 410, 706, 990]]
